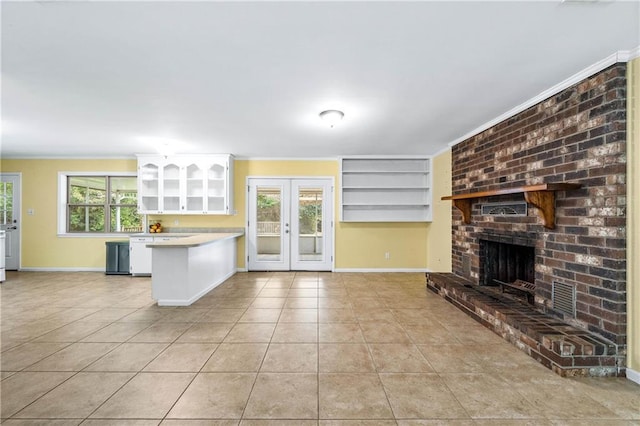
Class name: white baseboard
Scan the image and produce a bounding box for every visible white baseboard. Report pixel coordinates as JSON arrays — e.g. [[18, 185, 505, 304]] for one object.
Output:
[[626, 367, 640, 385], [18, 267, 251, 274], [333, 268, 429, 273], [18, 267, 105, 272], [18, 267, 430, 274]]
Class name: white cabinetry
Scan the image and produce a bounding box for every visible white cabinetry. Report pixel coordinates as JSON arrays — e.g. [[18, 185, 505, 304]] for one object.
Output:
[[137, 154, 234, 215], [130, 235, 183, 276], [130, 236, 153, 276], [340, 157, 432, 222]]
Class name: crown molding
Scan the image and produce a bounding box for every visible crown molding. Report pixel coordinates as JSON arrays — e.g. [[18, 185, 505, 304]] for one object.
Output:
[[432, 144, 452, 157], [235, 156, 338, 161], [0, 155, 136, 160], [618, 46, 640, 62], [448, 47, 640, 148]]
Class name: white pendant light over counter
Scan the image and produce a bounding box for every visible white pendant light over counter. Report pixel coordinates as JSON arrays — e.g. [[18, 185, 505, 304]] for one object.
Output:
[[319, 110, 344, 128]]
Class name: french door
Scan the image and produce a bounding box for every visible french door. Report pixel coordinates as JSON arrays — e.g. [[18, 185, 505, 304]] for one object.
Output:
[[1, 174, 21, 270], [247, 178, 333, 271]]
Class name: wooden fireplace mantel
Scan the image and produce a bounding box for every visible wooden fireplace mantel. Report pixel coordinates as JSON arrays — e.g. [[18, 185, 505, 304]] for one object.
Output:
[[441, 183, 582, 229]]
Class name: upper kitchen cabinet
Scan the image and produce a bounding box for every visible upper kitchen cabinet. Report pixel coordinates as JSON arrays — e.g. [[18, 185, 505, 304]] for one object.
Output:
[[137, 154, 234, 215]]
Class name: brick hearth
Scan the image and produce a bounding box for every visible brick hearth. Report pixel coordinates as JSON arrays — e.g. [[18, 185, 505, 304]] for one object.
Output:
[[427, 273, 623, 377]]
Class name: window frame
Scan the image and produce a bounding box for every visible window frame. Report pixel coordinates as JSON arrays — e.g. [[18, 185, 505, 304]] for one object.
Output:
[[58, 171, 143, 237]]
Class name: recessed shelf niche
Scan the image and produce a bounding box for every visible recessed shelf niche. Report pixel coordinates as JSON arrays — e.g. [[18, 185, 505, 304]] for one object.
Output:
[[340, 156, 432, 222]]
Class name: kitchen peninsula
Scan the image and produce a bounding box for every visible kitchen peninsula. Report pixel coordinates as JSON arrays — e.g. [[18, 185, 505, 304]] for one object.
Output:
[[147, 232, 243, 306]]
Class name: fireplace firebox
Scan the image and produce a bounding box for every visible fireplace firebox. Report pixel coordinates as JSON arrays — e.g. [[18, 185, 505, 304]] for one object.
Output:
[[478, 234, 535, 290]]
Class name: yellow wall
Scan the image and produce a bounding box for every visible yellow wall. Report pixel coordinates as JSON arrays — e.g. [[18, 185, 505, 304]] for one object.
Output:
[[426, 149, 452, 272], [0, 158, 450, 271], [150, 159, 341, 270], [627, 57, 640, 376], [145, 159, 434, 271], [335, 222, 428, 270], [0, 159, 138, 268]]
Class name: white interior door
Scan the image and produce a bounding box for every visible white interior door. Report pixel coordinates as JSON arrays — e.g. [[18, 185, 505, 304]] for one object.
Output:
[[248, 177, 333, 271], [0, 174, 21, 270]]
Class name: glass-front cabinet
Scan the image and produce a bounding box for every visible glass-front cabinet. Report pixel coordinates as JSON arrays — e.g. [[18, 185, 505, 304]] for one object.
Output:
[[162, 162, 181, 212], [138, 162, 159, 212], [137, 154, 234, 215], [207, 163, 227, 212]]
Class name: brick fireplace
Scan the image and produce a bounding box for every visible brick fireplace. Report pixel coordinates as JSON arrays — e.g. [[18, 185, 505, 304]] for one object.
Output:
[[428, 63, 627, 376]]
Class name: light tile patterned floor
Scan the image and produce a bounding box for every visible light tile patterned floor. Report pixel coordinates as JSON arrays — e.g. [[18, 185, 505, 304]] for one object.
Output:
[[1, 271, 638, 425]]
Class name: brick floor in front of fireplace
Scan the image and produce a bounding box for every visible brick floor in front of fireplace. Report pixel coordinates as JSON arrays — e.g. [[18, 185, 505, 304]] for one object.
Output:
[[427, 273, 623, 378]]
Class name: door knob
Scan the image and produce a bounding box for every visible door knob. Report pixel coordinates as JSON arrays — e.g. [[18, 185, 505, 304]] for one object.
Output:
[[7, 226, 17, 230]]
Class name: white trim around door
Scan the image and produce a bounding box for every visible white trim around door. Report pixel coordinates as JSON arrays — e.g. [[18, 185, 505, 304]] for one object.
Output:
[[1, 173, 22, 271], [246, 176, 334, 271]]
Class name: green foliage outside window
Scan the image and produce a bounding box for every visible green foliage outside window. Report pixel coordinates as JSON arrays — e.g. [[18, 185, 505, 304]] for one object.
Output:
[[67, 176, 142, 233], [299, 202, 322, 235], [257, 193, 281, 222], [0, 182, 14, 225], [256, 190, 322, 236]]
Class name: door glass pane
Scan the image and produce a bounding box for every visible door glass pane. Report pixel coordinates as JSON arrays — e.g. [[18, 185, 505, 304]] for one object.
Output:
[[0, 182, 13, 224], [257, 187, 282, 261], [298, 187, 323, 261]]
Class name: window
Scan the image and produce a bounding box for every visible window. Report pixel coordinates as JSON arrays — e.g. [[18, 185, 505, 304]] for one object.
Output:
[[59, 173, 143, 235]]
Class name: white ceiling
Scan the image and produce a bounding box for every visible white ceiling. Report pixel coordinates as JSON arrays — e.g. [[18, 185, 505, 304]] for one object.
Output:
[[1, 1, 639, 159]]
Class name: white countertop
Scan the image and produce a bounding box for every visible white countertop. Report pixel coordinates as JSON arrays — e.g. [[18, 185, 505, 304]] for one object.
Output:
[[146, 232, 243, 248], [132, 232, 195, 237]]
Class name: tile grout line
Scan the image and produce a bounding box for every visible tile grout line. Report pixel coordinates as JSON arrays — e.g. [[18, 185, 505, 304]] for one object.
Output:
[[239, 271, 280, 421]]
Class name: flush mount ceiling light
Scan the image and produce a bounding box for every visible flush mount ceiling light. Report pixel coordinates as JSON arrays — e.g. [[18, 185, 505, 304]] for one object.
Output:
[[319, 110, 344, 128]]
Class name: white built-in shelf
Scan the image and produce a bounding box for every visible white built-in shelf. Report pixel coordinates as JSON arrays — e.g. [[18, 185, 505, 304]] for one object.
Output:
[[340, 157, 432, 222]]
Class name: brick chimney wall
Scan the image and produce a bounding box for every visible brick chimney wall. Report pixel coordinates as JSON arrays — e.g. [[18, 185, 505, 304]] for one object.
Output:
[[450, 64, 627, 346]]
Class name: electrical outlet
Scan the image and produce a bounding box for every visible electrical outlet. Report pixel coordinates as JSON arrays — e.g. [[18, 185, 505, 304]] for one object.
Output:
[[385, 252, 390, 260], [27, 208, 35, 215], [174, 220, 180, 225]]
